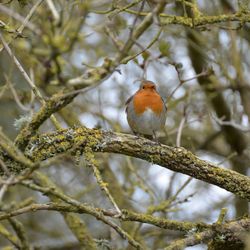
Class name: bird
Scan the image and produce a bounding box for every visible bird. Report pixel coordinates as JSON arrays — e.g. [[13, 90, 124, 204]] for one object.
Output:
[[125, 80, 167, 140]]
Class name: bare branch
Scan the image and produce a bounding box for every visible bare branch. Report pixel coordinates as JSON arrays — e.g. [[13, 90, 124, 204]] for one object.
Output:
[[0, 32, 61, 130], [11, 127, 250, 200]]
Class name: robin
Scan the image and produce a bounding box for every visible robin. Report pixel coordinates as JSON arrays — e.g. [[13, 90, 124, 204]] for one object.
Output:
[[125, 80, 167, 140]]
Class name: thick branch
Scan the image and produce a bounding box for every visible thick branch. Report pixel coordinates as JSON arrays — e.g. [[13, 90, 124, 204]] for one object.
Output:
[[0, 201, 248, 250], [161, 12, 250, 27], [23, 127, 250, 200], [165, 218, 250, 250], [14, 92, 77, 151], [120, 6, 250, 27]]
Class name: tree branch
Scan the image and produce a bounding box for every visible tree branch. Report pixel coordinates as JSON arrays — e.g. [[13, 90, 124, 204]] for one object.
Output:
[[20, 127, 250, 200], [0, 201, 248, 250], [164, 218, 250, 250]]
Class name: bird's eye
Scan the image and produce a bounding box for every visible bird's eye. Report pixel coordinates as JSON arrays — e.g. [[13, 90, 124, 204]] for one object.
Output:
[[142, 86, 145, 89]]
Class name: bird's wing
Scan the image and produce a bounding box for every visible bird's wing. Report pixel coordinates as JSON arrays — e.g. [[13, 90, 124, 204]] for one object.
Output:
[[125, 95, 133, 113]]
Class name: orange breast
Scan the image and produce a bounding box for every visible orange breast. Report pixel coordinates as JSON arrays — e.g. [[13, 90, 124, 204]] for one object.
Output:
[[133, 90, 164, 114]]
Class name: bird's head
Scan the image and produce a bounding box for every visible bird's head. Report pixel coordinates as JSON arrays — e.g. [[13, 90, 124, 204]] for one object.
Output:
[[139, 80, 157, 91]]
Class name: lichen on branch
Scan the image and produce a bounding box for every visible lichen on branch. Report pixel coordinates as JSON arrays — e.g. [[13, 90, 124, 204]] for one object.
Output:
[[18, 127, 250, 201]]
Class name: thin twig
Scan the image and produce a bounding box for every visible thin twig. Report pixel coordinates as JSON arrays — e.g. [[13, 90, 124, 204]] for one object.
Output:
[[21, 181, 142, 249], [0, 32, 61, 130], [17, 0, 44, 34], [167, 67, 213, 101], [126, 157, 156, 203], [8, 218, 30, 250], [121, 27, 163, 64], [107, 0, 144, 18], [0, 158, 11, 176], [176, 104, 189, 147], [46, 0, 60, 23], [0, 33, 44, 102], [84, 147, 122, 215], [176, 116, 186, 147], [216, 208, 228, 225], [0, 176, 14, 202], [0, 4, 40, 35], [0, 223, 21, 248], [5, 75, 30, 111], [210, 113, 250, 132], [0, 84, 8, 99]]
